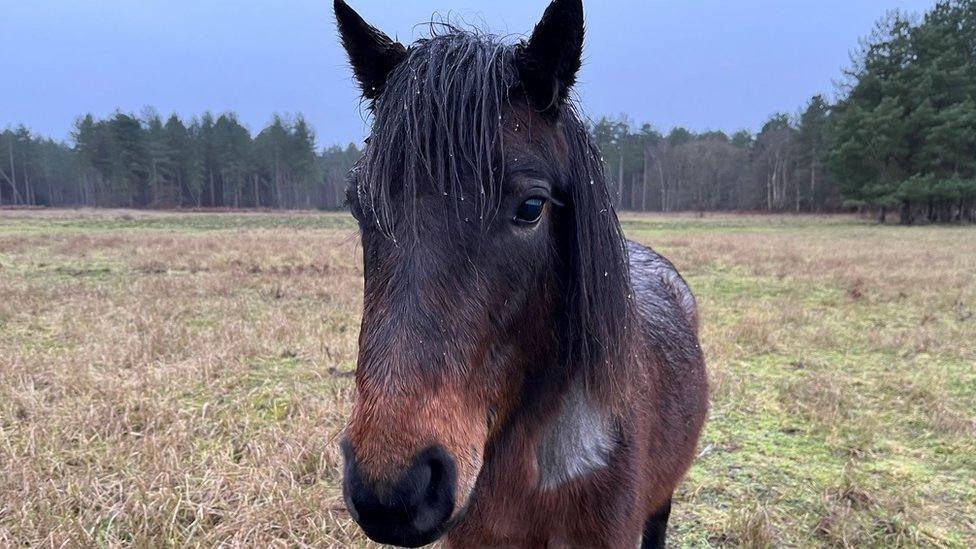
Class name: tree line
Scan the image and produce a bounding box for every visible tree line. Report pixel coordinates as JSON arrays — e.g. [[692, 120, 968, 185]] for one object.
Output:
[[1, 104, 837, 214], [0, 109, 361, 210], [1, 0, 973, 222], [589, 95, 837, 214]]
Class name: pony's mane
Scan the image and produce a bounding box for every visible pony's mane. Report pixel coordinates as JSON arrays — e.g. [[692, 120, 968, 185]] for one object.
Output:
[[354, 25, 640, 405], [557, 108, 641, 405]]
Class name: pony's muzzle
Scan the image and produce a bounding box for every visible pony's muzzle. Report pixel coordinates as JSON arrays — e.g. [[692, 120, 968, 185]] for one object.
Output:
[[342, 440, 457, 547]]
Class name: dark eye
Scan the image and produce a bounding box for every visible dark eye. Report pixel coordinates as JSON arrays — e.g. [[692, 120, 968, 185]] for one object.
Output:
[[514, 197, 546, 225]]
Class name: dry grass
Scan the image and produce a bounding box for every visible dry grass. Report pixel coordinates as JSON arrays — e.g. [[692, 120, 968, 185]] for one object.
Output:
[[1, 209, 974, 547]]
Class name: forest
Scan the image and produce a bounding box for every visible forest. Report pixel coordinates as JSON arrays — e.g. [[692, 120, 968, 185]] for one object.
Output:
[[0, 111, 361, 211], [1, 0, 973, 222], [591, 0, 975, 222]]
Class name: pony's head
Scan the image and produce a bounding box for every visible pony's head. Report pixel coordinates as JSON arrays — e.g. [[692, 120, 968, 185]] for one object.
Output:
[[335, 0, 635, 545]]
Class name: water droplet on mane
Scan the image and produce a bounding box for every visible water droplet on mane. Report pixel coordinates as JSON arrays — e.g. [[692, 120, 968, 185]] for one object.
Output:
[[604, 271, 609, 277]]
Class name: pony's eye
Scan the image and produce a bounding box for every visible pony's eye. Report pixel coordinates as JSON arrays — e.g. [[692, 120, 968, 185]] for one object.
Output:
[[514, 197, 546, 225]]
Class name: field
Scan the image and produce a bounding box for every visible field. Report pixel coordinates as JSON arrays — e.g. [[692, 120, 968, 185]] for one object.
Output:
[[1, 209, 974, 547]]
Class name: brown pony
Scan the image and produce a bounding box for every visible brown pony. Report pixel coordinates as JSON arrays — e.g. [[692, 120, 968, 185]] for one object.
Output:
[[335, 0, 708, 546]]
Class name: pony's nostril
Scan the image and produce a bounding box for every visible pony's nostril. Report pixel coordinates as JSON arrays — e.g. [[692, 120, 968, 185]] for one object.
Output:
[[424, 452, 446, 506], [412, 446, 454, 531], [342, 442, 457, 548]]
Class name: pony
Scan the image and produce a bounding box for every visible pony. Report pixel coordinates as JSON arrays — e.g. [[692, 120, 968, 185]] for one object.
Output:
[[334, 0, 708, 546]]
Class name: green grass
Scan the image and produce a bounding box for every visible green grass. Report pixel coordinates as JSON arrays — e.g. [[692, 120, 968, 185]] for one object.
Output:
[[662, 221, 976, 547], [0, 209, 973, 547]]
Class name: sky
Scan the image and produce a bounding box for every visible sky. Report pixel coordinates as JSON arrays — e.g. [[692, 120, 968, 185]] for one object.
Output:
[[1, 0, 937, 148]]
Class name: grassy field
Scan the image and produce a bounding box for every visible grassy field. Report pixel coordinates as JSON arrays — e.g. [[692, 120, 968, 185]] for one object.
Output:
[[1, 209, 974, 547]]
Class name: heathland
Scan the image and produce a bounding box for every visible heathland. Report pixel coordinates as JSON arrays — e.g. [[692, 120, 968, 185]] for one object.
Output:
[[0, 210, 973, 546]]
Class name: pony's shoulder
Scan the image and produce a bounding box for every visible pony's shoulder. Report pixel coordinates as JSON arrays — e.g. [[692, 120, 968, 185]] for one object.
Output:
[[625, 240, 698, 333]]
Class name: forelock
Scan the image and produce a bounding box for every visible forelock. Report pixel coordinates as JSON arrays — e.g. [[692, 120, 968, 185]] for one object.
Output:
[[358, 28, 519, 241]]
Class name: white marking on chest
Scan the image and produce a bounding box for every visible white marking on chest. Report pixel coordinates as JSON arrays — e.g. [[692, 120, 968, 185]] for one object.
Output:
[[536, 381, 616, 490]]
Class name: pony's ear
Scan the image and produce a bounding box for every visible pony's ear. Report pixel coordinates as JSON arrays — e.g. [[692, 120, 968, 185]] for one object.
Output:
[[334, 0, 408, 101], [516, 0, 585, 112]]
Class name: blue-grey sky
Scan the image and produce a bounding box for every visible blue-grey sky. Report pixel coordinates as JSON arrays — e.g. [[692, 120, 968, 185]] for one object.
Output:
[[2, 0, 935, 147]]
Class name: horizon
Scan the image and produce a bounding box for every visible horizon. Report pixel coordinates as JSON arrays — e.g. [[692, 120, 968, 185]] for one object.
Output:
[[2, 0, 938, 147]]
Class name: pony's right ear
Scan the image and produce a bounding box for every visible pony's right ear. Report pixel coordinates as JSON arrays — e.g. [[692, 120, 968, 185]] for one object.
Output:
[[334, 0, 407, 102], [515, 0, 585, 113]]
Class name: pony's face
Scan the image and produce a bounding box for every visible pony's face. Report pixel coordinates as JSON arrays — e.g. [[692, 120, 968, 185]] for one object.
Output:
[[343, 125, 563, 545], [335, 0, 597, 546]]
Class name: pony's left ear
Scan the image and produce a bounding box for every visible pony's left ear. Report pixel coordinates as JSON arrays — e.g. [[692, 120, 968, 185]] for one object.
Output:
[[334, 0, 408, 102], [516, 0, 585, 112]]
